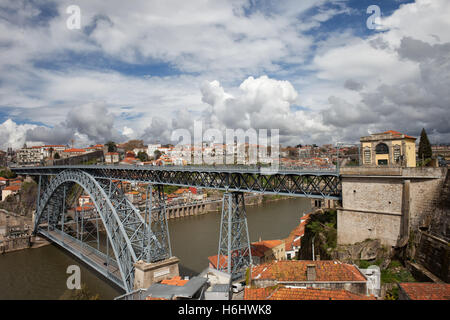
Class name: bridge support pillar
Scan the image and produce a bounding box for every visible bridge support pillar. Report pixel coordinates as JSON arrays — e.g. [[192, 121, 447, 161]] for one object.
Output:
[[146, 184, 172, 261], [133, 256, 180, 290], [217, 192, 252, 280]]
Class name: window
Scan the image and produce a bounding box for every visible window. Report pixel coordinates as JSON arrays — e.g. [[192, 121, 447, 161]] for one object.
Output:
[[375, 143, 389, 154], [393, 145, 401, 163], [378, 159, 388, 165], [364, 148, 371, 164]]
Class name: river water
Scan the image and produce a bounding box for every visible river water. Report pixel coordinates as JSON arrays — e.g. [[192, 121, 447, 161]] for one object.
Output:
[[0, 198, 311, 300]]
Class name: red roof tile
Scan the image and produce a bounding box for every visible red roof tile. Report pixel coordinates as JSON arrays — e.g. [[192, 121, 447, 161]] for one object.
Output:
[[244, 287, 375, 300], [383, 130, 416, 140], [3, 185, 20, 191], [208, 254, 230, 269], [64, 148, 85, 153], [399, 283, 450, 300], [161, 276, 188, 287], [251, 260, 366, 282]]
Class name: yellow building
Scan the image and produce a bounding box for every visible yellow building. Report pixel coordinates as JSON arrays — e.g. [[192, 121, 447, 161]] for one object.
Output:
[[360, 130, 416, 167], [251, 239, 286, 265]]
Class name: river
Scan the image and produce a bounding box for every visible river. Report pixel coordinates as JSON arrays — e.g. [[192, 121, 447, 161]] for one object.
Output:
[[0, 197, 311, 300]]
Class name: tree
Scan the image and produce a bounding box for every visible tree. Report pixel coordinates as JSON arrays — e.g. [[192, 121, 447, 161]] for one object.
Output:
[[154, 149, 162, 160], [137, 151, 148, 162], [59, 283, 100, 300], [106, 141, 117, 153], [418, 128, 432, 160], [54, 152, 60, 159], [122, 139, 145, 151], [48, 147, 54, 158]]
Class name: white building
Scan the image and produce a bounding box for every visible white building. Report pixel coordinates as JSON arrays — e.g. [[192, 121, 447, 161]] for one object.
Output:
[[105, 152, 120, 164], [17, 147, 43, 165], [42, 145, 67, 158], [147, 144, 162, 158]]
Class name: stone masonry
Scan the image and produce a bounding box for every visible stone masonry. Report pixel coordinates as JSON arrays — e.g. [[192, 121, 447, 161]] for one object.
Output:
[[337, 167, 447, 247]]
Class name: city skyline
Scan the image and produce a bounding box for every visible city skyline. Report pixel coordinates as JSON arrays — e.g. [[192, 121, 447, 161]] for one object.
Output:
[[0, 0, 449, 150]]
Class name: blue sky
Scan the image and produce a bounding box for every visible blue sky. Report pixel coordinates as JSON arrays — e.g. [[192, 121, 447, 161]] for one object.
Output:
[[0, 0, 449, 149]]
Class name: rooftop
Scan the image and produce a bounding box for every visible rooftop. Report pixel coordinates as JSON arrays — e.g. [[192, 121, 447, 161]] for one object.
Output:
[[251, 239, 284, 257], [244, 286, 375, 300], [399, 283, 450, 300], [3, 185, 20, 191], [361, 130, 416, 141], [208, 254, 230, 269], [63, 148, 86, 153], [251, 260, 367, 282], [160, 276, 189, 287]]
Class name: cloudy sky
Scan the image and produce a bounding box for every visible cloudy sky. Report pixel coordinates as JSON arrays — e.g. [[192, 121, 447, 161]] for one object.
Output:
[[0, 0, 449, 149]]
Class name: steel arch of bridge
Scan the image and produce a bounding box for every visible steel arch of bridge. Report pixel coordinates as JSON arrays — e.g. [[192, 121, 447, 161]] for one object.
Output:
[[34, 169, 169, 292]]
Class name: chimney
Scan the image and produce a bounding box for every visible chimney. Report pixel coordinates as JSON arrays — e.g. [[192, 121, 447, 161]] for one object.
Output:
[[306, 264, 316, 281]]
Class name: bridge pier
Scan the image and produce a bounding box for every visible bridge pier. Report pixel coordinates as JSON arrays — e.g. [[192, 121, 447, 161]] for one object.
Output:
[[145, 184, 172, 260], [217, 192, 252, 280], [133, 256, 180, 290]]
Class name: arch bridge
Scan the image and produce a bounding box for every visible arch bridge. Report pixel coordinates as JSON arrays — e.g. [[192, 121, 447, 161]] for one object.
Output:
[[11, 165, 341, 293]]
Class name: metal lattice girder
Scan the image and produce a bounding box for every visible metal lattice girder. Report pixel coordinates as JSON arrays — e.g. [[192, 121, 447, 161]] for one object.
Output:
[[33, 169, 166, 293], [147, 185, 172, 261], [12, 165, 342, 199], [217, 192, 252, 280]]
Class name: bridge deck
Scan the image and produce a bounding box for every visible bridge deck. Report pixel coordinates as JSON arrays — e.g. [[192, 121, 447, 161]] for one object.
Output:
[[39, 228, 125, 290], [11, 165, 341, 199]]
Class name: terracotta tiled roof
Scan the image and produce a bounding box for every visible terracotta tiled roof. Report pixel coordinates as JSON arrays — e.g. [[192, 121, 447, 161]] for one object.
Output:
[[284, 214, 310, 251], [383, 130, 416, 140], [399, 283, 450, 300], [3, 185, 20, 191], [0, 177, 8, 181], [174, 188, 190, 194], [244, 287, 375, 300], [251, 240, 284, 257], [64, 148, 85, 153], [161, 276, 189, 287], [208, 254, 230, 269], [251, 260, 366, 282]]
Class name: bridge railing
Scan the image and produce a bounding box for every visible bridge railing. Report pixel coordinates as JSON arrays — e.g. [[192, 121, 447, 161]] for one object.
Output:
[[114, 288, 147, 300], [10, 163, 339, 174]]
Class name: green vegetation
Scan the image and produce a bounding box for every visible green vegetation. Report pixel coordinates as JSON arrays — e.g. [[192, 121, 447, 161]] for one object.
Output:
[[0, 167, 17, 179], [154, 149, 162, 160], [105, 141, 117, 153], [380, 260, 415, 284], [297, 209, 337, 260], [0, 179, 37, 216], [417, 158, 432, 167], [306, 209, 337, 251], [262, 194, 284, 202], [385, 286, 399, 300], [59, 283, 100, 300], [137, 151, 148, 162], [358, 260, 372, 269], [418, 128, 432, 162], [163, 185, 179, 194], [81, 158, 98, 165]]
